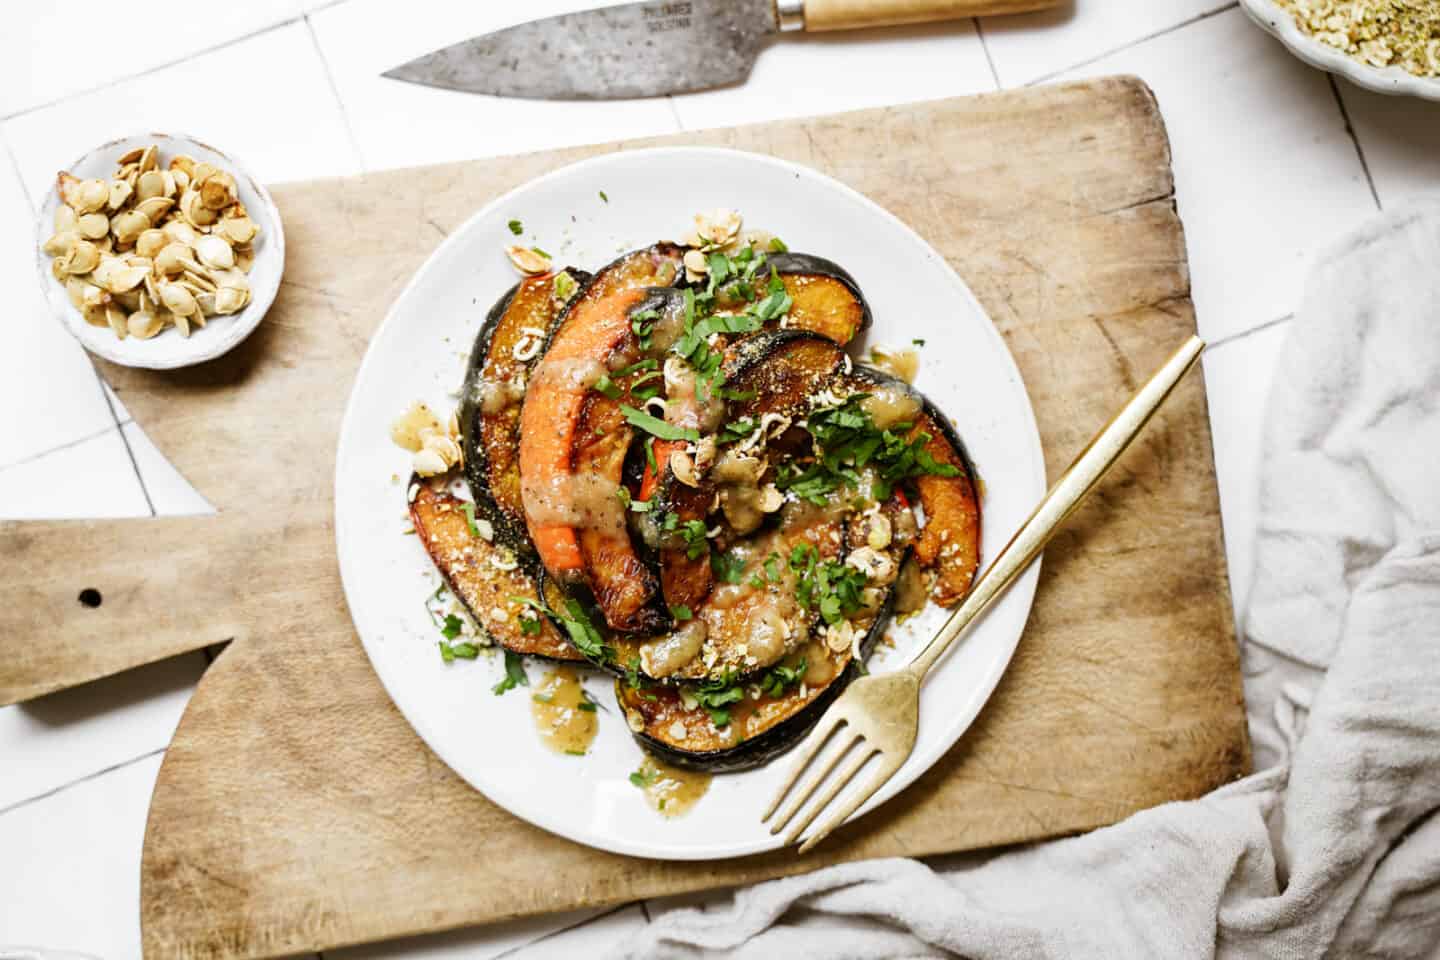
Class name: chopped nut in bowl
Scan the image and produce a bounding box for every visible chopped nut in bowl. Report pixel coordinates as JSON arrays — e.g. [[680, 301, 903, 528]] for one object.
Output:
[[34, 133, 285, 370]]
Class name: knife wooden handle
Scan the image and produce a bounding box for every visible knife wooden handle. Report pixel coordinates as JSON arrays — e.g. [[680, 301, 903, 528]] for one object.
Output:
[[798, 0, 1056, 31]]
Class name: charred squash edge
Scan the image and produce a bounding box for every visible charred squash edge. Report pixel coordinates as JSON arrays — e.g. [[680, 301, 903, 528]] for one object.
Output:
[[409, 479, 585, 663], [616, 563, 900, 773], [845, 363, 982, 606], [768, 252, 873, 344], [517, 245, 685, 634], [460, 270, 590, 552]]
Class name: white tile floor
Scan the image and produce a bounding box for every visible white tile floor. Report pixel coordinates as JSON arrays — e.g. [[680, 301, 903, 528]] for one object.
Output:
[[0, 0, 1435, 956]]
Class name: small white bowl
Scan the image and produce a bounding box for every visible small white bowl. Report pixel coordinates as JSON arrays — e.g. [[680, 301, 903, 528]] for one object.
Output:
[[34, 132, 285, 370], [1241, 0, 1440, 102]]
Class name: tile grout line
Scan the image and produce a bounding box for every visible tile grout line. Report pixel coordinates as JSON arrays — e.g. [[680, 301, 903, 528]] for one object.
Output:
[[0, 17, 303, 124], [0, 746, 166, 817], [304, 14, 369, 173], [1028, 2, 1240, 86], [1326, 75, 1382, 211], [490, 902, 639, 959], [1208, 312, 1294, 351], [973, 18, 1004, 91], [103, 391, 157, 516], [0, 423, 118, 474], [664, 94, 687, 132]]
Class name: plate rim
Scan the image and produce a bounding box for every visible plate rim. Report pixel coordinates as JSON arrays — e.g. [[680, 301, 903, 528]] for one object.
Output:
[[334, 145, 1046, 860], [33, 130, 286, 370], [1240, 0, 1440, 102]]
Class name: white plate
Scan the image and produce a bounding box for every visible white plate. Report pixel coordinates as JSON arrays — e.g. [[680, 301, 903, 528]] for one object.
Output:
[[34, 132, 285, 370], [335, 147, 1046, 860], [1241, 0, 1440, 102]]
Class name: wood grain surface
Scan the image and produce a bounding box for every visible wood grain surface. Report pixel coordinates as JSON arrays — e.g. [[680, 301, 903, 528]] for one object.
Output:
[[802, 0, 1060, 32], [22, 76, 1242, 958]]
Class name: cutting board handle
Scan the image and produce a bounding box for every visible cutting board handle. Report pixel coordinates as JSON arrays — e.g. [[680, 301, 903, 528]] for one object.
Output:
[[794, 0, 1056, 31]]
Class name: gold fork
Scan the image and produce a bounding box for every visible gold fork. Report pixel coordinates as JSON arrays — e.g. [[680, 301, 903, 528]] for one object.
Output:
[[762, 335, 1207, 852]]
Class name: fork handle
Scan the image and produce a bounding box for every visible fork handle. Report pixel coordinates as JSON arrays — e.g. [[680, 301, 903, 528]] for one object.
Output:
[[906, 335, 1206, 681]]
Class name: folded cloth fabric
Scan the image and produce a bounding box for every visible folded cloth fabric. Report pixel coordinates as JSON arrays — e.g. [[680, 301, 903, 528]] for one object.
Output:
[[617, 198, 1440, 960]]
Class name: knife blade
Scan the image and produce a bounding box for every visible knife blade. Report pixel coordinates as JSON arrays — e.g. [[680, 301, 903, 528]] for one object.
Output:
[[382, 0, 783, 100]]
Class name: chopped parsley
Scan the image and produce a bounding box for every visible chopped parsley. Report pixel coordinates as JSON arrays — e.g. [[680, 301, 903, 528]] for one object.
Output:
[[643, 435, 657, 472], [518, 613, 542, 637], [912, 338, 926, 347], [691, 672, 745, 727], [769, 236, 788, 253], [760, 659, 807, 697], [531, 245, 551, 258], [507, 219, 523, 235], [620, 404, 699, 443], [440, 614, 464, 640], [629, 767, 657, 788], [491, 650, 528, 694], [561, 598, 611, 663], [577, 701, 598, 713], [718, 417, 757, 445], [790, 545, 869, 625], [599, 190, 609, 203], [677, 518, 709, 560], [710, 549, 746, 584], [438, 639, 479, 662], [553, 270, 578, 302], [630, 307, 659, 352], [460, 501, 483, 538], [669, 604, 693, 621]]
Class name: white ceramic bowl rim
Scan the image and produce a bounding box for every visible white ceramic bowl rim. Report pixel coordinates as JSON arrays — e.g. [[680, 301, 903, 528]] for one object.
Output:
[[33, 130, 285, 370], [1240, 0, 1440, 102]]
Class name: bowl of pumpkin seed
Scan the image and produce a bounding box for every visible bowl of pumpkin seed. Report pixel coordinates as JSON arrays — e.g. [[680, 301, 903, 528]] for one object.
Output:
[[35, 132, 285, 370]]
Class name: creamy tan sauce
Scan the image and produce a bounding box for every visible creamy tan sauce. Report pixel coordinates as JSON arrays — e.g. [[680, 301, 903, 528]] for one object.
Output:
[[521, 471, 623, 533], [893, 555, 929, 616], [634, 755, 711, 818], [390, 400, 443, 451], [477, 374, 526, 415], [640, 618, 707, 677], [870, 346, 921, 384], [662, 357, 725, 433], [530, 356, 605, 392], [530, 668, 598, 756], [861, 385, 922, 430]]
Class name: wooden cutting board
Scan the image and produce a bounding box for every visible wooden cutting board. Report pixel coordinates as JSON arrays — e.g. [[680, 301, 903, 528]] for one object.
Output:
[[19, 76, 1250, 956]]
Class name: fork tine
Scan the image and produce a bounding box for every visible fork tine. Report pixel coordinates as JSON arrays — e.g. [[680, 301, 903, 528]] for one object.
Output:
[[782, 742, 877, 848], [767, 727, 859, 835], [761, 709, 846, 823], [796, 761, 892, 854]]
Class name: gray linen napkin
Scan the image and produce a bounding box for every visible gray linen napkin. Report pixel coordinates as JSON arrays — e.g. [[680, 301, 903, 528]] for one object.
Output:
[[616, 198, 1440, 960]]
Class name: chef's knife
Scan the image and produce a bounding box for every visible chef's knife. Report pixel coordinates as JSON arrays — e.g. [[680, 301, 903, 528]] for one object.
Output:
[[383, 0, 1055, 99]]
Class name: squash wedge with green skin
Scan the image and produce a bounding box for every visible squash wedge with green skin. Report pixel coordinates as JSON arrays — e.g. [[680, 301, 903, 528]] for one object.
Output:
[[846, 364, 982, 607], [518, 245, 683, 635], [460, 269, 589, 552], [409, 480, 583, 662], [618, 497, 913, 772], [766, 252, 871, 345]]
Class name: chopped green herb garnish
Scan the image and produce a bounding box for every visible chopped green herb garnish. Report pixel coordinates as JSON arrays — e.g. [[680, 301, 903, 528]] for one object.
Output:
[[620, 404, 699, 443], [669, 604, 693, 621], [912, 338, 926, 347], [441, 614, 464, 640], [460, 501, 483, 538], [565, 749, 587, 756], [492, 650, 528, 694], [592, 373, 622, 400], [789, 548, 868, 626], [643, 435, 657, 472], [718, 416, 757, 445], [629, 767, 657, 788], [690, 671, 745, 727], [599, 190, 609, 203], [577, 701, 598, 713], [760, 659, 807, 697], [437, 639, 479, 662], [710, 549, 746, 584], [613, 358, 658, 377], [518, 613, 542, 636], [769, 236, 788, 253], [561, 598, 611, 663], [553, 270, 578, 302], [508, 219, 523, 235], [532, 693, 554, 704], [764, 552, 781, 583], [676, 519, 709, 560], [531, 245, 551, 258]]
